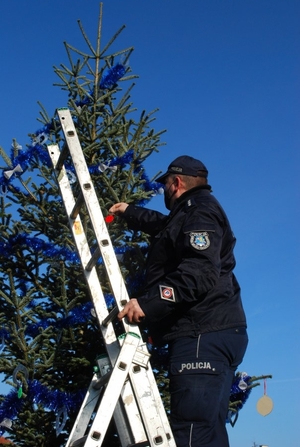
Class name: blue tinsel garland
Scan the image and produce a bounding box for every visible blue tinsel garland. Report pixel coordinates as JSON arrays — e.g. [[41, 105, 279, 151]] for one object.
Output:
[[0, 296, 118, 341], [75, 63, 126, 107], [0, 369, 253, 433], [0, 380, 85, 434], [229, 372, 252, 410], [0, 233, 79, 263], [100, 63, 126, 90]]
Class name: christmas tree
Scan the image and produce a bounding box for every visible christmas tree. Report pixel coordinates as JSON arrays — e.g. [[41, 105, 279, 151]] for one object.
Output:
[[0, 4, 165, 446], [0, 4, 271, 446]]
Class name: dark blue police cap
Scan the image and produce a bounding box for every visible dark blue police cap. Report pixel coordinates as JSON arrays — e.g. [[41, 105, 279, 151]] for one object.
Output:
[[156, 155, 208, 184]]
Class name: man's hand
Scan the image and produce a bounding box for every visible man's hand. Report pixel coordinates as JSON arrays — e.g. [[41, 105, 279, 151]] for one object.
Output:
[[109, 202, 129, 216], [118, 298, 145, 324]]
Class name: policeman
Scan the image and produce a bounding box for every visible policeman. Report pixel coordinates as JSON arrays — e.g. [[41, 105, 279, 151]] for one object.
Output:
[[109, 155, 248, 447]]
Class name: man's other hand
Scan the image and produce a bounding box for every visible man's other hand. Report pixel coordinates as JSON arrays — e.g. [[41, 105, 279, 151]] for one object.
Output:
[[118, 298, 145, 324], [109, 203, 129, 216]]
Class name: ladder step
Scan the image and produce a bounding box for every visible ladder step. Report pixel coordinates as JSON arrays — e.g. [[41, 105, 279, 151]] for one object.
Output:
[[55, 142, 70, 171], [92, 371, 112, 390], [85, 246, 101, 272], [128, 442, 151, 447], [70, 436, 152, 447], [69, 435, 87, 447], [102, 306, 119, 327], [70, 191, 85, 219]]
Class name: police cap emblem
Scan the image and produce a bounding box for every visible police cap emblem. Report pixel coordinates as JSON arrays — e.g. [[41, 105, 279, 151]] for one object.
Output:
[[190, 232, 210, 250]]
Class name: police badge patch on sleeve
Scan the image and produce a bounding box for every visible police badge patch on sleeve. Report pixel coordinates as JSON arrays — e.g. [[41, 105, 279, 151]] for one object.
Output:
[[190, 232, 210, 250], [159, 285, 176, 302]]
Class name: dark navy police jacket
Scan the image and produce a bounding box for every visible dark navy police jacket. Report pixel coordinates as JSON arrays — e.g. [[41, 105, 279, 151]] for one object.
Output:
[[122, 185, 247, 343]]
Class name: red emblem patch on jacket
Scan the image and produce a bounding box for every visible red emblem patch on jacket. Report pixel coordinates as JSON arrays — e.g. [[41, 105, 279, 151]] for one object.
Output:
[[159, 285, 176, 302]]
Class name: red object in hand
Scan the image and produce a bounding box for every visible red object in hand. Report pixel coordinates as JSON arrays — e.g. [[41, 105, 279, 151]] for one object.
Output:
[[105, 215, 114, 224]]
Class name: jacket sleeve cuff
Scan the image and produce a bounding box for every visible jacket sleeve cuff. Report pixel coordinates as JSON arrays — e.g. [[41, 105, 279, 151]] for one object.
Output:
[[137, 286, 176, 323]]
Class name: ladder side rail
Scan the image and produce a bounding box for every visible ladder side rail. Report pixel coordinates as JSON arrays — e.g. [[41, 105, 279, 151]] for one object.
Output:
[[47, 143, 147, 446], [129, 343, 176, 447], [54, 109, 176, 447], [67, 362, 136, 447], [53, 118, 174, 442], [139, 368, 176, 447], [65, 374, 102, 447], [72, 165, 176, 444], [57, 109, 137, 334], [128, 368, 172, 447], [65, 370, 146, 447], [124, 341, 175, 447], [79, 332, 140, 447], [47, 143, 120, 358]]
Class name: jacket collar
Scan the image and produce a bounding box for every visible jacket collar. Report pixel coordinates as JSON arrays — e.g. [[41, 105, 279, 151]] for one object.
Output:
[[170, 185, 212, 215]]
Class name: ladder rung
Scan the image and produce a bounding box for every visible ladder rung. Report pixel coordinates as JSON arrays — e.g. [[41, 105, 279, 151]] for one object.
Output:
[[129, 442, 150, 447], [70, 434, 152, 447], [69, 435, 87, 447], [70, 192, 85, 220], [56, 142, 70, 171], [85, 247, 101, 272], [102, 307, 119, 327], [92, 371, 112, 390]]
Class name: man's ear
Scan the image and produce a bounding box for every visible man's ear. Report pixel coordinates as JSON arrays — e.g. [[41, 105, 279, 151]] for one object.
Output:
[[174, 176, 180, 188], [175, 175, 186, 191]]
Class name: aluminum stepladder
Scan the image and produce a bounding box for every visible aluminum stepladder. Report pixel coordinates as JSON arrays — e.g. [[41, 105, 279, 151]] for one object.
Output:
[[47, 108, 176, 447]]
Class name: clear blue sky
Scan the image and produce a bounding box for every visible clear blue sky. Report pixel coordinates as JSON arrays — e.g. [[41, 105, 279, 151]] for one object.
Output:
[[1, 1, 299, 446]]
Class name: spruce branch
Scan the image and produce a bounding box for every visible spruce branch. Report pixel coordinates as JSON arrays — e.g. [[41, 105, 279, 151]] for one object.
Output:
[[100, 25, 127, 58], [77, 19, 97, 57], [62, 42, 91, 59], [0, 145, 13, 166]]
